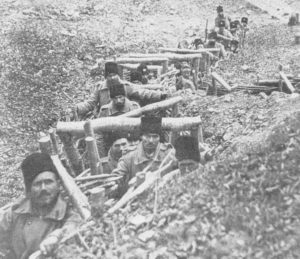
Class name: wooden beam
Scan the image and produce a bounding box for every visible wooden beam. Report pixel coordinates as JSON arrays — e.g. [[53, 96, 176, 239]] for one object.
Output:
[[119, 63, 162, 71], [119, 96, 183, 118], [211, 72, 231, 91], [57, 117, 202, 138], [85, 137, 100, 175], [58, 133, 84, 176], [279, 71, 295, 93], [39, 136, 52, 155], [51, 155, 91, 220], [158, 47, 220, 54], [107, 57, 168, 64], [193, 58, 200, 89], [127, 53, 203, 61], [49, 128, 59, 155]]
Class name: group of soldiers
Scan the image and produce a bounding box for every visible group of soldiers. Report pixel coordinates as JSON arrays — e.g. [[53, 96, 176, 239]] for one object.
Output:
[[180, 5, 249, 58], [0, 5, 245, 259]]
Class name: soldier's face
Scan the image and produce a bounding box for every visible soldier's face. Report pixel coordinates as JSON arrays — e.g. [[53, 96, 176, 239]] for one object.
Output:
[[178, 159, 199, 174], [181, 68, 191, 79], [113, 95, 126, 110], [142, 133, 160, 150], [30, 171, 60, 208], [111, 138, 128, 159]]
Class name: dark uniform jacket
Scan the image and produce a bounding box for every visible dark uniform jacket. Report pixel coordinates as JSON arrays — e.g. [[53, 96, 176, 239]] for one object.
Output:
[[0, 195, 81, 259], [113, 142, 175, 193], [99, 98, 140, 117], [77, 80, 162, 118]]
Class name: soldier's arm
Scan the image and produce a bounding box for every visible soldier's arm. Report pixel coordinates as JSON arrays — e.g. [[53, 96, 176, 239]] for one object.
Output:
[[76, 89, 99, 116], [125, 83, 163, 103], [0, 206, 13, 254], [40, 206, 82, 255]]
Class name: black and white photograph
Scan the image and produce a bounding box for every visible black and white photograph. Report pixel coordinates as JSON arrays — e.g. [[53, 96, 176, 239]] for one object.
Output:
[[0, 0, 300, 258]]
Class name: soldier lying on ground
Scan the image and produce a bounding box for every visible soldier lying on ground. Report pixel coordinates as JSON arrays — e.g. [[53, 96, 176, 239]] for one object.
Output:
[[214, 5, 230, 30], [97, 82, 140, 156], [113, 116, 176, 196], [0, 153, 81, 259], [175, 62, 196, 91], [73, 62, 168, 120]]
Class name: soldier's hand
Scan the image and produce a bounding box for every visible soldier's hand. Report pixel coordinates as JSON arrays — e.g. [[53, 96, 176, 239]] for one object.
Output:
[[40, 235, 59, 256]]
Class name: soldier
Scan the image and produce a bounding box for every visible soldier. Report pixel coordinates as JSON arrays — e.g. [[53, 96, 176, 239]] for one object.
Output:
[[214, 5, 230, 30], [137, 63, 149, 84], [99, 82, 140, 117], [217, 20, 238, 50], [113, 116, 175, 195], [0, 153, 81, 259], [100, 135, 129, 174], [97, 82, 140, 156], [174, 136, 200, 174], [174, 136, 214, 174], [176, 62, 196, 91], [130, 70, 143, 84], [75, 62, 167, 119], [204, 31, 227, 59]]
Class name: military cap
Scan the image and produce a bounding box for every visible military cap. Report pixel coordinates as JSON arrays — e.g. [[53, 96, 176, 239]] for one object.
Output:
[[105, 62, 119, 78], [181, 62, 191, 69], [140, 115, 162, 135], [21, 153, 58, 193], [230, 21, 238, 29], [174, 136, 200, 162], [110, 83, 126, 98], [208, 30, 218, 39], [218, 20, 226, 27], [130, 70, 143, 83], [233, 20, 240, 26], [137, 63, 149, 75], [217, 5, 223, 13], [106, 131, 129, 148], [241, 17, 248, 24]]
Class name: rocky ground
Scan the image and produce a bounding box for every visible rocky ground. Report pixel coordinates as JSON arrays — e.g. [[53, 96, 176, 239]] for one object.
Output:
[[1, 0, 300, 258]]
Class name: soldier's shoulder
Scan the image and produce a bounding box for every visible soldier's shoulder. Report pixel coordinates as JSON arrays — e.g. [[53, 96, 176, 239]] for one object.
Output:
[[160, 142, 174, 151], [99, 103, 110, 111], [130, 100, 140, 108], [122, 143, 138, 156], [100, 156, 109, 164]]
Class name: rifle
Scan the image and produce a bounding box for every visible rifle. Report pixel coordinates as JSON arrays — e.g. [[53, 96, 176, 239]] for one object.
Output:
[[204, 19, 208, 42]]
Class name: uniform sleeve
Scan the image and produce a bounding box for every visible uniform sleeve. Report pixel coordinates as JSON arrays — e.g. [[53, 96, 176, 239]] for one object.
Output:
[[46, 207, 82, 242], [125, 84, 162, 103], [0, 206, 13, 254], [76, 89, 99, 116], [98, 107, 108, 118], [112, 155, 132, 196]]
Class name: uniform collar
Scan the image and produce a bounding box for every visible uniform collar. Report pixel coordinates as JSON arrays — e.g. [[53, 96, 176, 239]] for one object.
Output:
[[13, 195, 67, 221], [109, 98, 132, 115], [134, 142, 162, 165]]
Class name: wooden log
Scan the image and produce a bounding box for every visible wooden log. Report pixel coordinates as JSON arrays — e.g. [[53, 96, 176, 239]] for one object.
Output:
[[107, 57, 169, 64], [119, 63, 162, 71], [76, 174, 122, 182], [39, 136, 52, 155], [84, 121, 103, 174], [257, 79, 280, 86], [49, 128, 59, 155], [58, 133, 84, 176], [162, 60, 169, 74], [127, 53, 203, 61], [193, 58, 200, 89], [119, 96, 183, 118], [160, 69, 180, 79], [158, 47, 220, 54], [216, 33, 232, 41], [51, 155, 91, 220], [279, 71, 295, 93], [212, 72, 231, 91], [136, 84, 164, 90], [57, 117, 203, 138], [211, 77, 217, 96], [107, 160, 174, 214], [85, 137, 100, 175], [191, 125, 204, 146]]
